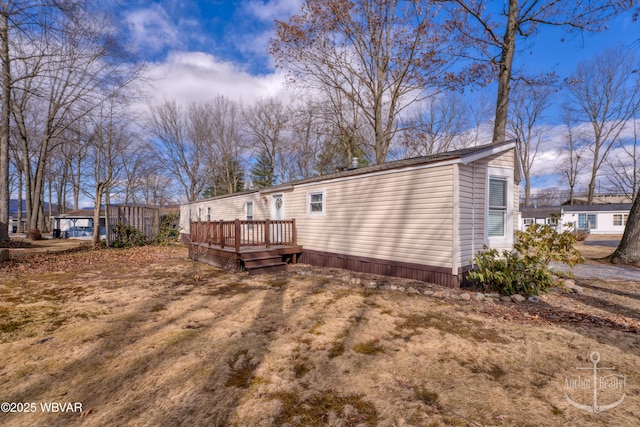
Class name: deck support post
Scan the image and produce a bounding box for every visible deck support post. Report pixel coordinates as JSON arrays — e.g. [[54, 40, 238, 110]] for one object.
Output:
[[234, 219, 241, 252], [265, 219, 271, 248]]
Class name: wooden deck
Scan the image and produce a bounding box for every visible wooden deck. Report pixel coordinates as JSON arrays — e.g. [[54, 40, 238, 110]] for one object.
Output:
[[188, 220, 302, 274]]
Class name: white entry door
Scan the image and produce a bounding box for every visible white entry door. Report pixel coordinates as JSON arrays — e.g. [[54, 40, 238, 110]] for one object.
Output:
[[271, 194, 284, 243]]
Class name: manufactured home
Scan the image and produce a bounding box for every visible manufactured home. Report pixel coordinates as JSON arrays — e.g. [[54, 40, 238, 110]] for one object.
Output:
[[520, 203, 632, 234], [180, 140, 522, 288]]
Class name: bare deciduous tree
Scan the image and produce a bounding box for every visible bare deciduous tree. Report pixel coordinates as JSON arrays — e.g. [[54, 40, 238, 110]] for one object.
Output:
[[506, 81, 553, 206], [204, 96, 244, 197], [444, 0, 630, 143], [148, 100, 208, 202], [7, 2, 140, 232], [559, 103, 588, 206], [243, 98, 290, 187], [566, 47, 640, 203], [401, 92, 469, 157], [87, 98, 130, 246], [604, 120, 639, 200], [271, 0, 460, 164]]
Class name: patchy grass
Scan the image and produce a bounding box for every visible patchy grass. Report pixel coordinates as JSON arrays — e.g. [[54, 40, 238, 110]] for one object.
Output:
[[352, 339, 384, 355], [226, 349, 258, 389], [271, 390, 378, 426], [0, 243, 638, 426]]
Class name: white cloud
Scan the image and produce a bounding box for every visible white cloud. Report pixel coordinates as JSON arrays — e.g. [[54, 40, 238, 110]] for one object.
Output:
[[125, 4, 181, 53], [244, 0, 302, 21], [142, 51, 291, 107]]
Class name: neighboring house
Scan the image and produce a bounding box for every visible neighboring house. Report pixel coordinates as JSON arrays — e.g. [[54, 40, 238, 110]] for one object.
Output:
[[53, 205, 161, 241], [180, 140, 522, 288], [53, 209, 106, 239], [520, 203, 632, 234]]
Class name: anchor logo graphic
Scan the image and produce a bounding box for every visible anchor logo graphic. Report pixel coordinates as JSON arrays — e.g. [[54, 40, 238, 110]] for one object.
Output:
[[564, 352, 626, 413]]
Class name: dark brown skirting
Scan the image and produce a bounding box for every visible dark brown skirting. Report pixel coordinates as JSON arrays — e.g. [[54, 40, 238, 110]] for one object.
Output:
[[188, 244, 241, 272], [299, 249, 466, 288]]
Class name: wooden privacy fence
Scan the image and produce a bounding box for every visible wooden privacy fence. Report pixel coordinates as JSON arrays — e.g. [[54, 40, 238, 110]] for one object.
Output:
[[190, 219, 297, 251], [105, 205, 160, 245]]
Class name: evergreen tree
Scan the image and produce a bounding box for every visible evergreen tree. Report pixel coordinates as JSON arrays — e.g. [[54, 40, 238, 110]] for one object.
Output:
[[251, 151, 275, 188]]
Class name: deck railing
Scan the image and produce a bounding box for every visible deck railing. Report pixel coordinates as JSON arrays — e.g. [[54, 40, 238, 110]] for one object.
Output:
[[189, 219, 297, 251]]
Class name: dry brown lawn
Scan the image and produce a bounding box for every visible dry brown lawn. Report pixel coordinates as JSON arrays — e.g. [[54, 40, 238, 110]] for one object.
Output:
[[0, 239, 638, 426]]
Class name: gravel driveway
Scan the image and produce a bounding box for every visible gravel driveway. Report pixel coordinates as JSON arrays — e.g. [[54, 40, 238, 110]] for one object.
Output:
[[556, 262, 640, 281]]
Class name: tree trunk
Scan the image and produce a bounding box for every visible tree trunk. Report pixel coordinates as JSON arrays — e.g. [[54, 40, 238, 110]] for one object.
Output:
[[92, 182, 104, 247], [492, 0, 518, 144], [17, 169, 22, 232], [0, 9, 10, 242], [610, 193, 640, 264]]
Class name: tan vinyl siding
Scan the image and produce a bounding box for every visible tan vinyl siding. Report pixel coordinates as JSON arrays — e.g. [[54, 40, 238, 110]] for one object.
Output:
[[289, 165, 455, 268], [487, 150, 514, 168], [179, 193, 267, 233], [458, 162, 486, 267]]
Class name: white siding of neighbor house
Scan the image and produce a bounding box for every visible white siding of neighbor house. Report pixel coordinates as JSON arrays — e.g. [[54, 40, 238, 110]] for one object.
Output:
[[561, 210, 629, 234]]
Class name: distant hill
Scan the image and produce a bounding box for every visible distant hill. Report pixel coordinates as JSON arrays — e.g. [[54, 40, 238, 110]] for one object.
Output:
[[10, 199, 54, 215]]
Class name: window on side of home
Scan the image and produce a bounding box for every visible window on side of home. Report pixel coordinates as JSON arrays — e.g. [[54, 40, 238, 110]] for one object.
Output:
[[307, 190, 325, 216], [488, 177, 507, 237], [613, 213, 628, 226], [207, 207, 211, 221], [546, 217, 557, 225], [245, 201, 253, 221], [578, 213, 598, 230], [523, 218, 534, 225], [486, 167, 513, 247]]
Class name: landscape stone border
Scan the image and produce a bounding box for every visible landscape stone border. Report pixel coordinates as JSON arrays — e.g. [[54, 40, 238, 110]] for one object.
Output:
[[292, 265, 580, 304]]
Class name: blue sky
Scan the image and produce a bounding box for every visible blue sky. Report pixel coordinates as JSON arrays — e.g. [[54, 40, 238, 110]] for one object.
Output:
[[120, 1, 640, 197], [121, 1, 639, 93]]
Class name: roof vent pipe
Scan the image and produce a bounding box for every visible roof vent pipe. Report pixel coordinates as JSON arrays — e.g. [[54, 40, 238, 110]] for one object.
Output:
[[351, 157, 359, 169]]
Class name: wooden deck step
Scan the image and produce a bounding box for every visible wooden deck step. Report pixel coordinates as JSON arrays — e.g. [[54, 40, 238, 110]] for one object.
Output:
[[246, 262, 287, 275], [243, 255, 283, 269], [241, 252, 287, 274]]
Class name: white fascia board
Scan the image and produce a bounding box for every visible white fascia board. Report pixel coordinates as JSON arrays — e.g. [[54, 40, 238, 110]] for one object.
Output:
[[460, 141, 516, 165], [259, 185, 295, 195]]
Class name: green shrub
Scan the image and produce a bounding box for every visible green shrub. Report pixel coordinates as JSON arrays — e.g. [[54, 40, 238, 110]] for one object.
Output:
[[468, 223, 583, 296], [155, 213, 180, 245], [112, 223, 148, 248]]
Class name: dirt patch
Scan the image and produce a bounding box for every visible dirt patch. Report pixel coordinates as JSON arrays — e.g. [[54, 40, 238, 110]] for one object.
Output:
[[0, 244, 638, 426]]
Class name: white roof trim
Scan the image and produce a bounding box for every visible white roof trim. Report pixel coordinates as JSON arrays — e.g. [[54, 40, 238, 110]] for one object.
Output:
[[460, 141, 516, 165], [259, 185, 294, 195]]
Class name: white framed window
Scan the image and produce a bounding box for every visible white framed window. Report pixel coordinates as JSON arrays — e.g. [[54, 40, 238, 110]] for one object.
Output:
[[546, 217, 557, 225], [307, 190, 326, 216], [486, 167, 513, 247], [488, 177, 507, 236], [245, 201, 254, 221], [523, 218, 534, 225], [578, 213, 597, 230], [207, 207, 211, 221], [613, 214, 628, 226]]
